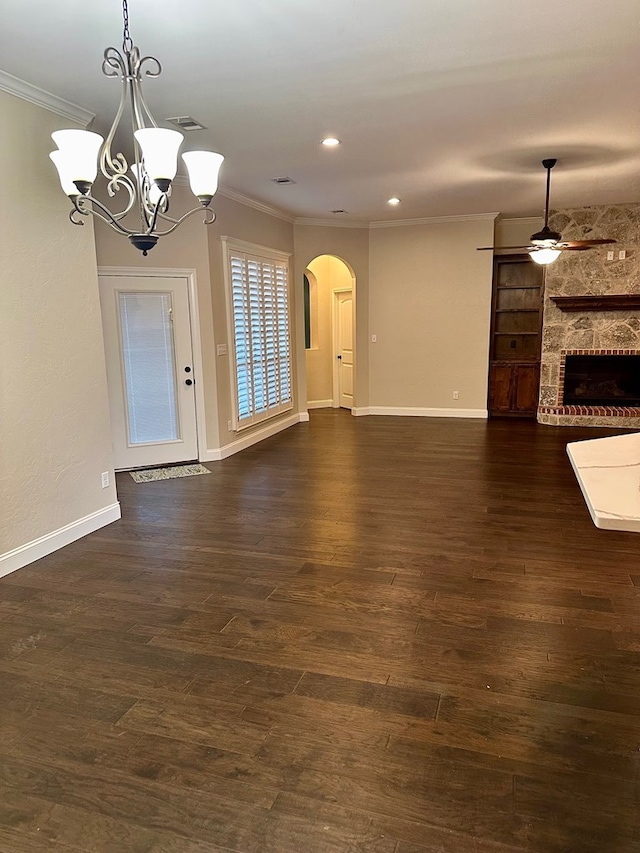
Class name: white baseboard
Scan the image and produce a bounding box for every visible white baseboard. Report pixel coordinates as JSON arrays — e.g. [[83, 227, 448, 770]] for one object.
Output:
[[0, 502, 121, 579], [362, 406, 488, 419], [352, 407, 371, 416], [307, 399, 334, 409], [203, 412, 307, 461]]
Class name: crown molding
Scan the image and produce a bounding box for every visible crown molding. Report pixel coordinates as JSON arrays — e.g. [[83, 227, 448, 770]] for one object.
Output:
[[497, 215, 543, 225], [294, 217, 370, 229], [0, 69, 94, 126], [218, 186, 295, 222], [369, 212, 500, 229], [172, 176, 294, 222]]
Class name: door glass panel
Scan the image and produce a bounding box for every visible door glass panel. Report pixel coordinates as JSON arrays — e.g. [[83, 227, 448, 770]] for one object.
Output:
[[118, 292, 180, 444]]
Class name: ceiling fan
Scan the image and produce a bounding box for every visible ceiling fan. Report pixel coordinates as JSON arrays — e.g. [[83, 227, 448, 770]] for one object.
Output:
[[478, 158, 616, 265]]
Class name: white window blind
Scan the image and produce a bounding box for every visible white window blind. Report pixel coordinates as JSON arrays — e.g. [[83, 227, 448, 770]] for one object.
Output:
[[118, 292, 180, 444], [226, 245, 292, 430]]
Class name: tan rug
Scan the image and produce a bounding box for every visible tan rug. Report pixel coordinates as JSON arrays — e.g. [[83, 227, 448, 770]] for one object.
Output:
[[129, 463, 211, 483]]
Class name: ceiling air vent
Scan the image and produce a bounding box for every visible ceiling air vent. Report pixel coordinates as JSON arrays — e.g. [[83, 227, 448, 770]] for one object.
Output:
[[331, 209, 347, 214], [166, 116, 207, 131], [271, 176, 296, 185]]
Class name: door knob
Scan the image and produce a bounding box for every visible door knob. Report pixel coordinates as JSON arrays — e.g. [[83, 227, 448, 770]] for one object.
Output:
[[337, 354, 342, 360], [185, 379, 193, 386], [184, 366, 192, 373]]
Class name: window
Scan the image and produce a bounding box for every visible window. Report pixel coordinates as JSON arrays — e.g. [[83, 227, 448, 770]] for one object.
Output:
[[223, 238, 293, 430]]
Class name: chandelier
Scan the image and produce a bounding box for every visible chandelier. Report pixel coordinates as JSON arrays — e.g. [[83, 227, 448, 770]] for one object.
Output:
[[49, 0, 224, 255]]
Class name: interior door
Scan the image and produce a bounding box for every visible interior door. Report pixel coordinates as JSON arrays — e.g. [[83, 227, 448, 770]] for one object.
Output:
[[99, 274, 198, 470], [335, 290, 354, 410]]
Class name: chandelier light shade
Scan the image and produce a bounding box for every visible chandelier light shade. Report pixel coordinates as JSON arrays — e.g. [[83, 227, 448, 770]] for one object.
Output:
[[49, 0, 224, 255], [51, 129, 103, 187], [182, 151, 225, 202], [49, 150, 81, 196], [133, 128, 184, 185]]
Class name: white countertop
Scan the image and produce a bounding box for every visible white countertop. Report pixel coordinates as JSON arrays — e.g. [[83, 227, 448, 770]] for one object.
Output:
[[566, 432, 640, 533]]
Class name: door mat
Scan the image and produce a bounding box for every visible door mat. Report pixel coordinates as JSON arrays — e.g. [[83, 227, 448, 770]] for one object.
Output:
[[129, 464, 211, 483]]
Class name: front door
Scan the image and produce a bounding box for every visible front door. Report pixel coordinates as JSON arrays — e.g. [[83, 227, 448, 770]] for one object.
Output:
[[335, 289, 354, 410], [99, 274, 198, 470]]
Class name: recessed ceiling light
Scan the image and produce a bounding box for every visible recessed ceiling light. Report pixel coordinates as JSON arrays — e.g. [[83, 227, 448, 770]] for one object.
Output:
[[387, 197, 401, 205], [321, 137, 341, 147]]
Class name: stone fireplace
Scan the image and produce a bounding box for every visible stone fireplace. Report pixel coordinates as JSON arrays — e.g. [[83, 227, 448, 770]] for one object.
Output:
[[537, 202, 640, 427]]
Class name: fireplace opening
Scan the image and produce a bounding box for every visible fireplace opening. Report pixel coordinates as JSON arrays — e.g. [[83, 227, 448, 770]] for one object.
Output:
[[563, 355, 640, 406]]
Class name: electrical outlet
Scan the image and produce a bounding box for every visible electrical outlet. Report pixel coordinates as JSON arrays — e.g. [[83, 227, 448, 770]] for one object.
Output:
[[607, 251, 615, 261], [371, 334, 377, 343], [453, 391, 459, 400], [217, 344, 228, 356], [618, 250, 626, 260], [101, 471, 110, 489]]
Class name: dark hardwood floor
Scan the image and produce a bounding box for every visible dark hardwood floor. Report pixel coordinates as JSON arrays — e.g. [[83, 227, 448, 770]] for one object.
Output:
[[1, 410, 639, 852]]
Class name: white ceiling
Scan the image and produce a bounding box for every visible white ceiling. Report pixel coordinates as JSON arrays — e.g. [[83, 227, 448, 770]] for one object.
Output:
[[2, 0, 640, 222]]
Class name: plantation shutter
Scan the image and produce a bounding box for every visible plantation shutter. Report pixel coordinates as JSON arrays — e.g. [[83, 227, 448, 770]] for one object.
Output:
[[227, 246, 292, 429]]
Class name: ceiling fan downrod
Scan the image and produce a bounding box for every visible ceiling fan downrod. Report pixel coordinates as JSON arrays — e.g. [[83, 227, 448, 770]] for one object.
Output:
[[531, 158, 562, 245]]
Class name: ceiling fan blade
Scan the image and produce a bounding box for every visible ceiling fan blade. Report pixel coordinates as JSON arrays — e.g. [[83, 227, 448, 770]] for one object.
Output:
[[476, 245, 530, 251], [559, 245, 592, 251], [562, 239, 616, 247]]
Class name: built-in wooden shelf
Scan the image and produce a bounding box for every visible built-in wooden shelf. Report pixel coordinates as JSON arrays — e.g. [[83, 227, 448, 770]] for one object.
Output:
[[550, 295, 640, 312]]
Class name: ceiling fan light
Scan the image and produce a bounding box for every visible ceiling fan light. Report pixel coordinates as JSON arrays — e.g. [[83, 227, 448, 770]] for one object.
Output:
[[530, 248, 562, 265], [182, 150, 225, 201], [134, 128, 184, 183], [51, 129, 103, 184]]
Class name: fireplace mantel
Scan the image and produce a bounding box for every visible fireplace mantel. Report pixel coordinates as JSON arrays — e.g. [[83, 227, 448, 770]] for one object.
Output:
[[550, 294, 640, 312]]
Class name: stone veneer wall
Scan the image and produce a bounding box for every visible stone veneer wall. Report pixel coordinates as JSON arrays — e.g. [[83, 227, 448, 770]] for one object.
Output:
[[538, 202, 640, 427]]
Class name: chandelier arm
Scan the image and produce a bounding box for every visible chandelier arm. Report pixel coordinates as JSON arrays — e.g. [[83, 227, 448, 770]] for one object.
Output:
[[154, 206, 216, 237], [155, 210, 181, 225], [144, 193, 167, 235], [72, 194, 137, 236], [100, 48, 131, 183], [105, 174, 137, 221], [130, 72, 160, 130], [69, 207, 87, 226]]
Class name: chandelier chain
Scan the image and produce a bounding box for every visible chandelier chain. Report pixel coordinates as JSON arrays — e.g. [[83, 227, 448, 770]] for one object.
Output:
[[122, 0, 133, 54]]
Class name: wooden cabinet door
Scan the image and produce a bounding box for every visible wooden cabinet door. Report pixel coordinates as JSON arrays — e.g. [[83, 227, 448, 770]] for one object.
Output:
[[513, 364, 540, 413], [489, 364, 514, 412]]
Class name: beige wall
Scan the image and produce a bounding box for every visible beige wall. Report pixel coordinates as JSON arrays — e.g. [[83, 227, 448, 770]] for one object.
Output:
[[495, 216, 543, 249], [94, 186, 297, 451], [294, 225, 370, 409], [0, 91, 117, 560], [93, 182, 221, 449], [368, 218, 495, 411], [305, 255, 353, 405]]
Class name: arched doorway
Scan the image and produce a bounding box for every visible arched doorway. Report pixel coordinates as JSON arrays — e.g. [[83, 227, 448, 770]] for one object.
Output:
[[304, 255, 355, 411]]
